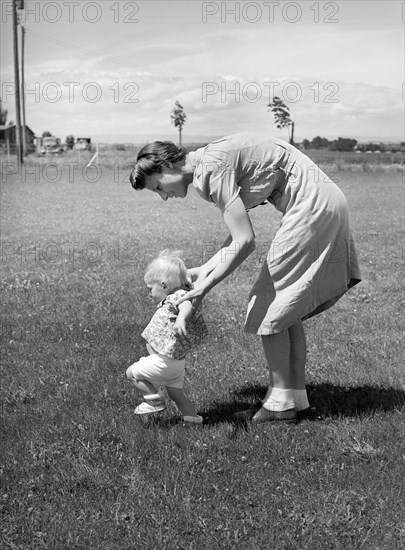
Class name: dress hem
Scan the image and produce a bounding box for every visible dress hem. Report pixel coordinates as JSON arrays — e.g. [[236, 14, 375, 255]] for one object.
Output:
[[244, 277, 362, 335]]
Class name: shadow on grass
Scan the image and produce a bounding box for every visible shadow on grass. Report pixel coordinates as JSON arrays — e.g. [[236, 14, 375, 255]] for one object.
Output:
[[202, 382, 405, 427]]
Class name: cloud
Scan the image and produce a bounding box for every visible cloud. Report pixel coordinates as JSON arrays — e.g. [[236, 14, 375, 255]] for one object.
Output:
[[5, 68, 401, 140], [2, 0, 401, 140]]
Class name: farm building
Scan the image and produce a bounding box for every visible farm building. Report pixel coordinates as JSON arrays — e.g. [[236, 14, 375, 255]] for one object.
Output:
[[74, 137, 92, 151], [0, 124, 37, 154]]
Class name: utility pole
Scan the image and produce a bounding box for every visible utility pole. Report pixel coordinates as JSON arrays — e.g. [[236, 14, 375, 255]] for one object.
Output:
[[21, 24, 26, 156], [12, 0, 23, 165]]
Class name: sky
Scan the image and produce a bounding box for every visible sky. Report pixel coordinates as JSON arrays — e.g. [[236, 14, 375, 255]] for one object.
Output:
[[0, 0, 404, 143]]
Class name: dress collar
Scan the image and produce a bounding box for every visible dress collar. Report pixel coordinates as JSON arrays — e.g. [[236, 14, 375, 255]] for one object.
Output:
[[188, 147, 205, 170], [157, 285, 191, 308]]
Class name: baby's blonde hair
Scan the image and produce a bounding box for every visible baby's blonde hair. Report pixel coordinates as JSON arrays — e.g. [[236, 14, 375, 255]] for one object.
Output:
[[144, 249, 189, 290]]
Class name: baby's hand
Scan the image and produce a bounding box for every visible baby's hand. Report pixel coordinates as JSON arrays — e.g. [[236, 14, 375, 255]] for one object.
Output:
[[173, 319, 187, 336]]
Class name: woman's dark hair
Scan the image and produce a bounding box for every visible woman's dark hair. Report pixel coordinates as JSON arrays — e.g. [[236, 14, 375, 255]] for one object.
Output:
[[129, 141, 187, 190]]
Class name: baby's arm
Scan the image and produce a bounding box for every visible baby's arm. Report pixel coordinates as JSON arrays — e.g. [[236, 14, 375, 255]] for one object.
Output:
[[172, 300, 193, 336]]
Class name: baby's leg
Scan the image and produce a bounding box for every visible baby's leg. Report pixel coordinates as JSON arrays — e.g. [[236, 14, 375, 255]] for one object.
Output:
[[166, 386, 198, 417], [146, 343, 156, 355], [126, 365, 158, 397], [126, 362, 166, 415]]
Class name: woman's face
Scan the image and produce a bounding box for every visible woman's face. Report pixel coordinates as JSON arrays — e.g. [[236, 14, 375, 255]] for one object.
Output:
[[144, 166, 189, 201]]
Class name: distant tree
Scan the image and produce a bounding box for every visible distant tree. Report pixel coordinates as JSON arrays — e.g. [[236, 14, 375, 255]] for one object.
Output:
[[42, 131, 52, 137], [65, 135, 75, 150], [311, 136, 330, 149], [171, 101, 187, 146], [362, 142, 386, 153], [268, 96, 295, 145], [329, 137, 357, 152], [302, 139, 310, 149], [0, 99, 7, 125]]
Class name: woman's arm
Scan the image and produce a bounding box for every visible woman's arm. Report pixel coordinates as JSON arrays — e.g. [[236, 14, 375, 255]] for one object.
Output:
[[188, 234, 232, 283], [181, 196, 256, 306]]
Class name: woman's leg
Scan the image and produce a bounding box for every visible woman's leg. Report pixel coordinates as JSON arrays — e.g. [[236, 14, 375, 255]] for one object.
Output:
[[288, 321, 310, 411], [260, 331, 295, 412], [233, 331, 296, 422], [261, 331, 291, 389], [288, 321, 306, 390]]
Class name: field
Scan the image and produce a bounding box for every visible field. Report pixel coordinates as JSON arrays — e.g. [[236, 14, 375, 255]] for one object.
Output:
[[1, 150, 404, 549]]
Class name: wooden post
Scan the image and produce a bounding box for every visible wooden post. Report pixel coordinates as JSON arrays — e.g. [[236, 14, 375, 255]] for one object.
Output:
[[21, 25, 26, 156], [290, 122, 295, 146], [12, 0, 23, 165]]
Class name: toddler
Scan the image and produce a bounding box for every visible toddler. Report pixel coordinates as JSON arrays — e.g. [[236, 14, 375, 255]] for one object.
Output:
[[126, 250, 207, 425]]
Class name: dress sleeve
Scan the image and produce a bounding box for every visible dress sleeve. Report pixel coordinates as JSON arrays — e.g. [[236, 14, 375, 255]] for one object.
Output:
[[165, 289, 189, 310], [195, 148, 241, 213]]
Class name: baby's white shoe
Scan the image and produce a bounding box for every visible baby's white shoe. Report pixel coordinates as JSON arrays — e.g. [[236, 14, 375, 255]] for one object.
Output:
[[134, 393, 166, 415], [182, 415, 203, 426]]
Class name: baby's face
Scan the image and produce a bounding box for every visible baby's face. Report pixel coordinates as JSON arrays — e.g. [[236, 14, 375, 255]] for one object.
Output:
[[146, 281, 167, 302]]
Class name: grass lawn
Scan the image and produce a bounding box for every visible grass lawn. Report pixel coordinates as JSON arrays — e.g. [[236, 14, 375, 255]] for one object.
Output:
[[1, 154, 404, 549]]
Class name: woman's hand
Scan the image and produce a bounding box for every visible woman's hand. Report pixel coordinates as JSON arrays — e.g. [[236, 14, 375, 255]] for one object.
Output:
[[187, 266, 208, 285], [184, 266, 211, 310], [177, 282, 207, 310], [180, 197, 255, 308]]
